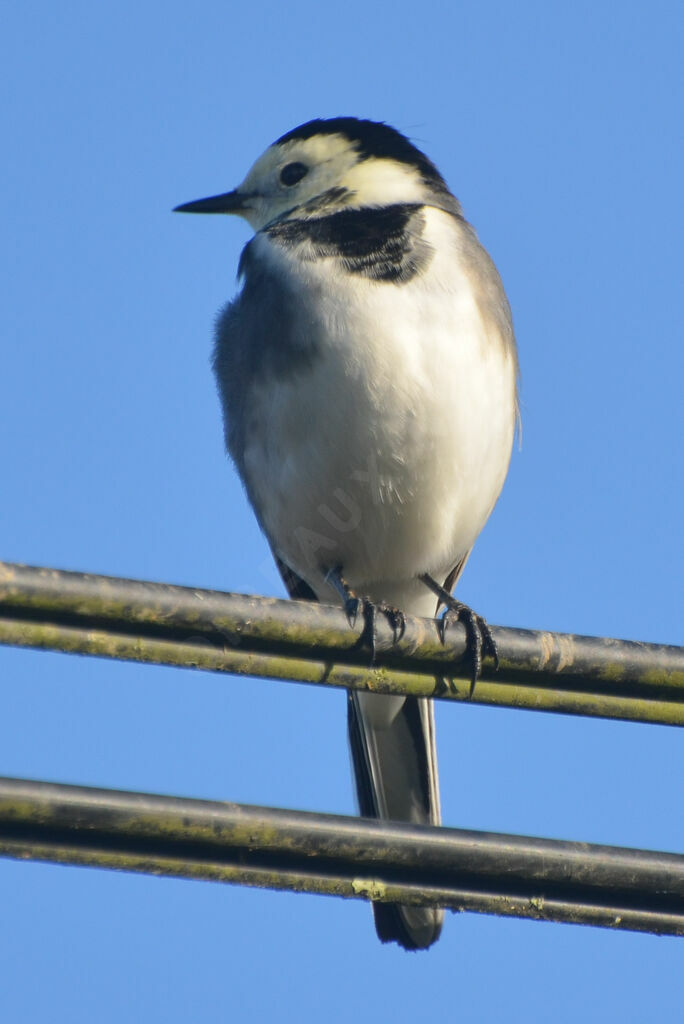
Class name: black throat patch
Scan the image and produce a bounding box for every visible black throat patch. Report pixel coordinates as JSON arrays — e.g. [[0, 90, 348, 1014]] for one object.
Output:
[[264, 204, 434, 283]]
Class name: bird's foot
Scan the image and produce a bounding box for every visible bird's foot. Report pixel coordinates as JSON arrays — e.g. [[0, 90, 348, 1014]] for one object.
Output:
[[420, 574, 498, 694], [325, 567, 405, 663], [439, 600, 498, 692]]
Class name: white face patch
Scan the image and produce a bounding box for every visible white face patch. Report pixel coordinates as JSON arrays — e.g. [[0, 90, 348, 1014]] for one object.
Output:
[[232, 134, 429, 230]]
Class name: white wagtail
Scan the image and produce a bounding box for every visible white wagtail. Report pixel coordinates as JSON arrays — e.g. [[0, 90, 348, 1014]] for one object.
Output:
[[176, 117, 518, 950]]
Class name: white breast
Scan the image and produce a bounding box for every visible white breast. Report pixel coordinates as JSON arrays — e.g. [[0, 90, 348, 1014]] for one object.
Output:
[[241, 207, 517, 608]]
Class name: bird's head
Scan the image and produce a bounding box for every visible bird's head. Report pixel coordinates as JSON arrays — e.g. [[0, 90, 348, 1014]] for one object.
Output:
[[175, 117, 459, 230]]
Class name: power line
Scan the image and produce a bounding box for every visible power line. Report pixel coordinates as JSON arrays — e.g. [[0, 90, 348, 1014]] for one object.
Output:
[[0, 560, 682, 725], [0, 776, 681, 936]]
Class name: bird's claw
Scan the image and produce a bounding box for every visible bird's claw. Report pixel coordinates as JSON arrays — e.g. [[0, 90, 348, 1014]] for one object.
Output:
[[358, 599, 405, 663], [380, 604, 406, 644], [325, 566, 405, 661], [344, 595, 361, 629], [439, 599, 498, 695]]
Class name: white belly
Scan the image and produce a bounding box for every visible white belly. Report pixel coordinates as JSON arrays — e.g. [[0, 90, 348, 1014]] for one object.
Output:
[[241, 209, 517, 605]]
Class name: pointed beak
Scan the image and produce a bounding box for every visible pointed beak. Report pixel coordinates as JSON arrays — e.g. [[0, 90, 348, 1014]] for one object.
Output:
[[173, 189, 250, 214]]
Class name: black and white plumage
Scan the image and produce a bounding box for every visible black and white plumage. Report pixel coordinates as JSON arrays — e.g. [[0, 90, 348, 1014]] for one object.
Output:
[[176, 117, 518, 950]]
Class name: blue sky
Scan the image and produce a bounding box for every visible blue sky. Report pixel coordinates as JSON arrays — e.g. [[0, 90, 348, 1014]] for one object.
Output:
[[1, 2, 682, 1020]]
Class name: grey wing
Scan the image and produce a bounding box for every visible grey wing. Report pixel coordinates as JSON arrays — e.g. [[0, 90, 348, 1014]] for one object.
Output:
[[212, 238, 321, 478], [457, 219, 518, 367], [457, 218, 520, 430]]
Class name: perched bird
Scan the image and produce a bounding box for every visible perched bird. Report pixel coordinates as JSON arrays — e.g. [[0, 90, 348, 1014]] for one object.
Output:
[[175, 117, 518, 950]]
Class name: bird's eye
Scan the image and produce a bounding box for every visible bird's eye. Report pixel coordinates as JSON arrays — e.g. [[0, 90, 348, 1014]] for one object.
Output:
[[279, 162, 308, 186]]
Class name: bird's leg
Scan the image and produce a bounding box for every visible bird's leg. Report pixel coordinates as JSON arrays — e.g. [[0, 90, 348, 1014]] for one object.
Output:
[[324, 566, 362, 626], [420, 573, 499, 693], [324, 566, 406, 662]]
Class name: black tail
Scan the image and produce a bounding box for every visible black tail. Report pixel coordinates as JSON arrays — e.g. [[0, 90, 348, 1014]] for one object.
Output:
[[347, 690, 443, 949], [274, 555, 444, 948]]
